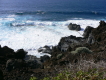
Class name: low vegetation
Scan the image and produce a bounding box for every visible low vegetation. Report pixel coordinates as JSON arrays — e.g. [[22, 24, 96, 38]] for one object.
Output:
[[71, 47, 92, 54], [30, 60, 106, 80]]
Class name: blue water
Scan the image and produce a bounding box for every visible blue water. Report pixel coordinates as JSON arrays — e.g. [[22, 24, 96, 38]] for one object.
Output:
[[0, 0, 106, 20], [0, 0, 106, 56]]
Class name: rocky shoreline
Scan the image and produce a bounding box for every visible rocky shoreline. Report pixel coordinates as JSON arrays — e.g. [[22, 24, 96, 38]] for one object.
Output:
[[0, 21, 106, 80]]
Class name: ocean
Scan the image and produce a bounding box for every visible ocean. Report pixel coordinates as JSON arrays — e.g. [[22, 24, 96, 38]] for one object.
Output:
[[0, 0, 106, 57]]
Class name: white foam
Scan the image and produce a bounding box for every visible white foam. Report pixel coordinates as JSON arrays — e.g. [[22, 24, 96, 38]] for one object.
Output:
[[0, 19, 101, 57], [7, 15, 17, 18]]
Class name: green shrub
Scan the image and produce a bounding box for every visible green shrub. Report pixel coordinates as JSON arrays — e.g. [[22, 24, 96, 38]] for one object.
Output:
[[71, 47, 92, 54], [41, 69, 106, 80], [41, 77, 50, 80], [30, 77, 37, 80]]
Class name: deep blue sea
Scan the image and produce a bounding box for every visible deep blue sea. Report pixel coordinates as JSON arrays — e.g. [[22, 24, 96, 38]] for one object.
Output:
[[0, 0, 106, 57], [0, 0, 106, 20]]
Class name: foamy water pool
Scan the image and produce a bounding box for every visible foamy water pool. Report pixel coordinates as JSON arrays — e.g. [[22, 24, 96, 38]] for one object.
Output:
[[0, 15, 100, 57]]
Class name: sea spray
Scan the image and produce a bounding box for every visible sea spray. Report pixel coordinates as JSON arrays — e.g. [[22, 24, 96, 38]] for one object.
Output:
[[0, 15, 101, 57]]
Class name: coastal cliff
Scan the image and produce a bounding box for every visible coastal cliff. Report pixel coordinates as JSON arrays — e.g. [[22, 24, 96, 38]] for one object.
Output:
[[0, 21, 106, 80]]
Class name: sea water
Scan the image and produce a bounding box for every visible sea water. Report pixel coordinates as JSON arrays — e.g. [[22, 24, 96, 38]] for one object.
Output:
[[0, 0, 106, 57]]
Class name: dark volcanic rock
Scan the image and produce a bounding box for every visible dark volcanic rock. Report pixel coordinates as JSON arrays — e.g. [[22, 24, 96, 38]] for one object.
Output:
[[26, 59, 43, 69], [87, 33, 95, 44], [58, 35, 85, 51], [6, 59, 26, 71], [2, 46, 14, 53], [24, 55, 37, 61], [38, 46, 52, 54], [15, 49, 27, 59], [25, 55, 43, 69], [40, 55, 50, 63], [92, 21, 106, 42], [68, 23, 81, 31], [99, 20, 106, 26], [0, 46, 14, 58], [83, 26, 94, 38]]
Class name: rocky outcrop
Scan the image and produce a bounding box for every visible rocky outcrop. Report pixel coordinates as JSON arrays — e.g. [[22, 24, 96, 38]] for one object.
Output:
[[0, 21, 106, 80], [87, 33, 95, 44], [92, 21, 106, 42], [83, 26, 94, 38], [58, 35, 85, 52], [15, 49, 27, 59], [6, 59, 26, 71], [0, 46, 14, 59], [68, 23, 81, 31], [40, 55, 50, 63], [82, 26, 95, 44], [24, 55, 43, 69], [38, 46, 52, 54], [26, 59, 43, 69], [45, 21, 106, 67]]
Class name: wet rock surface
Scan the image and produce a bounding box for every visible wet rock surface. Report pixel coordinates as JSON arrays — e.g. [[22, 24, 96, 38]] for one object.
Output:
[[38, 46, 52, 54], [68, 23, 81, 31], [0, 21, 106, 80]]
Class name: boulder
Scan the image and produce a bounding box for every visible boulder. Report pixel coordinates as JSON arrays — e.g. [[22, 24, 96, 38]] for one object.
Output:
[[24, 55, 43, 69], [68, 23, 81, 31], [83, 26, 94, 38], [15, 49, 27, 59], [40, 55, 50, 63], [24, 55, 37, 61], [58, 35, 85, 50], [26, 59, 43, 69], [6, 59, 25, 71]]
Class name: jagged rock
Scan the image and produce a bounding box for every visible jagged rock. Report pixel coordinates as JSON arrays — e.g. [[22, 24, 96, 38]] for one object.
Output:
[[38, 46, 52, 54], [15, 49, 27, 59], [60, 43, 69, 52], [92, 21, 106, 42], [87, 33, 95, 44], [68, 23, 81, 31], [99, 21, 106, 26], [83, 26, 94, 38], [58, 35, 85, 51], [0, 46, 14, 58], [2, 46, 14, 53], [40, 55, 50, 63], [38, 47, 46, 52]]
